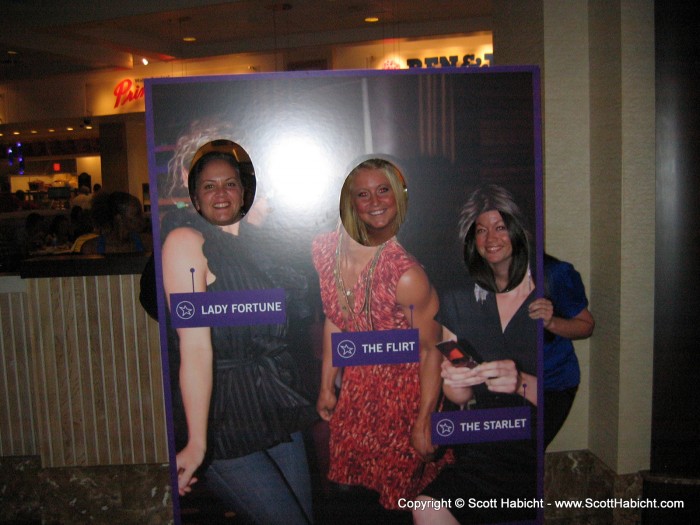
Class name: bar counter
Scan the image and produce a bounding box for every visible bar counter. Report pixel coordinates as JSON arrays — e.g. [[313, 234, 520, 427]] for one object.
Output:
[[0, 253, 172, 523]]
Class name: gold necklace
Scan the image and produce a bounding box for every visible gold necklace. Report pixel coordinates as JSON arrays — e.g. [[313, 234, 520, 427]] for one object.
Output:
[[333, 233, 386, 331]]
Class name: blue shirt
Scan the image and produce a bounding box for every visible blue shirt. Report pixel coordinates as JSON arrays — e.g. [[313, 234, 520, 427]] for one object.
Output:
[[543, 256, 589, 390]]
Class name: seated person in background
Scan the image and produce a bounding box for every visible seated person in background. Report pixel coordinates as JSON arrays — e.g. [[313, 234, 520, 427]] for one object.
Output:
[[24, 212, 48, 255], [71, 186, 93, 210], [80, 191, 152, 255], [45, 214, 72, 248], [70, 205, 94, 239]]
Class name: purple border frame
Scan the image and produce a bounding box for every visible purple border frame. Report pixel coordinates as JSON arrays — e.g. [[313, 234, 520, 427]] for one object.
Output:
[[144, 65, 544, 524]]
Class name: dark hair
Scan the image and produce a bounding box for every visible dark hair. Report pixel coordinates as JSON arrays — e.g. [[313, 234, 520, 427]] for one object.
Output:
[[459, 184, 530, 293], [90, 191, 141, 230], [25, 212, 44, 230], [187, 140, 256, 216], [188, 152, 240, 202]]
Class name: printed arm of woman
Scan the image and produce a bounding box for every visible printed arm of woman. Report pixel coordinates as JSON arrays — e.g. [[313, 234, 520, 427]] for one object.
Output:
[[162, 227, 212, 496], [440, 328, 538, 406], [396, 266, 442, 460], [440, 327, 475, 407], [528, 298, 595, 340], [316, 317, 341, 421]]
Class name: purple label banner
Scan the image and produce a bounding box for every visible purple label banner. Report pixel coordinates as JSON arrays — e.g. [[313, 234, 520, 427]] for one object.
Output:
[[431, 406, 531, 445], [331, 328, 419, 367], [170, 288, 286, 328]]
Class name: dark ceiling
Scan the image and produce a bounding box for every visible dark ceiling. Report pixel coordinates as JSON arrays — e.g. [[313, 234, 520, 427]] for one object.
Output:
[[1, 0, 492, 82]]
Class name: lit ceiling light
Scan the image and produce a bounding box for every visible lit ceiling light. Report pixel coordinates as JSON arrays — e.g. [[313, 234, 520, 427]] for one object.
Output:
[[48, 129, 55, 133], [182, 36, 196, 42], [12, 131, 20, 135], [31, 130, 37, 134], [85, 124, 93, 130], [7, 50, 18, 55], [141, 57, 149, 66], [365, 16, 380, 23], [66, 127, 74, 131]]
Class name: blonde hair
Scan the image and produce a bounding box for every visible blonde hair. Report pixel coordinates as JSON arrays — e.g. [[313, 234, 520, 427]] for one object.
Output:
[[339, 158, 408, 245]]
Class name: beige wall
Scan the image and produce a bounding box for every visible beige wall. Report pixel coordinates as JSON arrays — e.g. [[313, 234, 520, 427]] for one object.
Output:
[[494, 0, 655, 474], [76, 156, 102, 189], [541, 0, 593, 452], [614, 0, 654, 473]]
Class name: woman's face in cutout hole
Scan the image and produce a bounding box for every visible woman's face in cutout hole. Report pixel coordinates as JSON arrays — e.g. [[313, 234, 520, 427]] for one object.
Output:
[[474, 209, 514, 271], [340, 160, 407, 246], [352, 168, 398, 241], [193, 158, 245, 226]]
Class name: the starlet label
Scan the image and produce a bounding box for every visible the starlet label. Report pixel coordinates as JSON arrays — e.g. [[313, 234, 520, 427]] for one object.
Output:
[[170, 288, 286, 328], [431, 406, 532, 445], [331, 329, 419, 366]]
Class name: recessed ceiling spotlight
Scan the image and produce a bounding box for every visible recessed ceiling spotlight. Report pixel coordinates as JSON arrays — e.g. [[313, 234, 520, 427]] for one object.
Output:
[[48, 129, 55, 133], [31, 130, 37, 134], [66, 127, 74, 131], [141, 57, 149, 65], [365, 16, 380, 23], [7, 50, 18, 55], [12, 131, 20, 135], [182, 36, 196, 42]]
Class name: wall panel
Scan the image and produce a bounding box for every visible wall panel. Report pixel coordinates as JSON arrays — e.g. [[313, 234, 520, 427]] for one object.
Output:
[[0, 287, 37, 456], [25, 274, 167, 467]]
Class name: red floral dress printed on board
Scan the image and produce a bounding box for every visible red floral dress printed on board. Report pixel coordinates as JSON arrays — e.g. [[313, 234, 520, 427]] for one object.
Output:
[[312, 230, 448, 509]]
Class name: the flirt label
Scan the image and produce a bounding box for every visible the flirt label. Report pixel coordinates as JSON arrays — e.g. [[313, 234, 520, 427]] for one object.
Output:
[[331, 328, 420, 367]]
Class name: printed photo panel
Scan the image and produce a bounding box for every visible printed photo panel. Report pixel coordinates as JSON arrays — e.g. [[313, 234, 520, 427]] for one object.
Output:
[[146, 67, 543, 525]]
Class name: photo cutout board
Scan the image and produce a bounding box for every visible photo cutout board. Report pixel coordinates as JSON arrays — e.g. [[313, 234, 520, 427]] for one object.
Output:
[[146, 66, 543, 525]]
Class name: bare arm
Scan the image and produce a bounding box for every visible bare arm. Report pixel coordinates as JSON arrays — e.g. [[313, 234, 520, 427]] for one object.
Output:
[[162, 227, 212, 496], [316, 317, 341, 421], [396, 266, 442, 460], [528, 298, 595, 340]]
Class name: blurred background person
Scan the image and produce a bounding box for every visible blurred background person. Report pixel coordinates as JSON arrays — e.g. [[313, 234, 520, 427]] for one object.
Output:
[[80, 191, 151, 254]]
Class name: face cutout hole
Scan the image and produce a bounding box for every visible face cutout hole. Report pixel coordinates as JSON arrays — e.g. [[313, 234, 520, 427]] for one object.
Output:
[[339, 158, 408, 246], [187, 140, 256, 227]]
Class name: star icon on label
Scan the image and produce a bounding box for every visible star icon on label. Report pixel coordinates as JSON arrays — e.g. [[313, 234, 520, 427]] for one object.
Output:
[[336, 340, 356, 359], [175, 301, 195, 320], [436, 419, 455, 437]]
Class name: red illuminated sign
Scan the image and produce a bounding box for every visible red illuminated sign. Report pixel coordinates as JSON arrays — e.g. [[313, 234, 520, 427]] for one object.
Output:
[[113, 79, 145, 108]]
